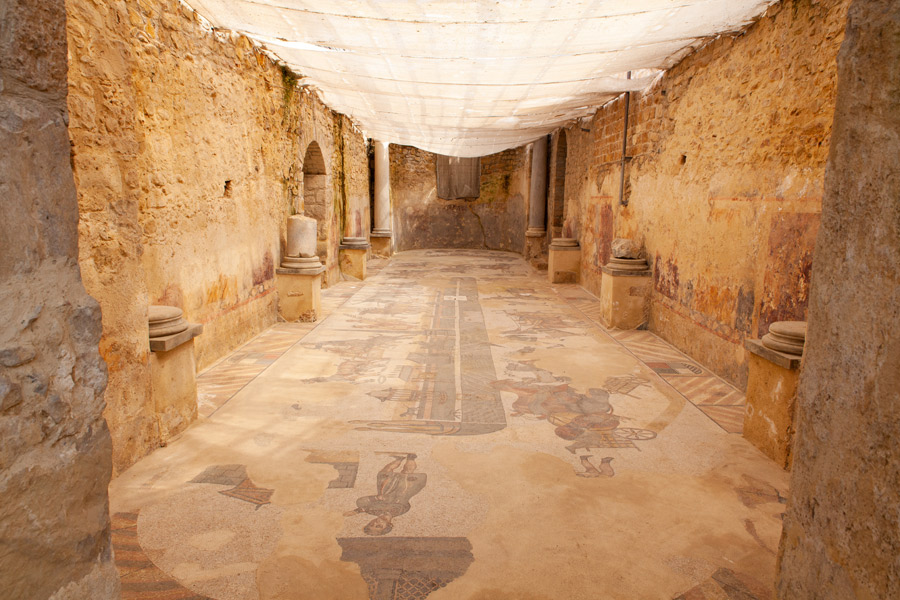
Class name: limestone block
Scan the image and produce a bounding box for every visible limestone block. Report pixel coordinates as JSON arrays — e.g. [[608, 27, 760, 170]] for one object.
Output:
[[340, 246, 369, 280], [286, 215, 318, 258], [276, 270, 322, 322], [743, 341, 801, 469], [599, 270, 651, 329], [548, 239, 580, 283], [149, 339, 199, 443], [370, 233, 392, 258], [611, 238, 641, 259]]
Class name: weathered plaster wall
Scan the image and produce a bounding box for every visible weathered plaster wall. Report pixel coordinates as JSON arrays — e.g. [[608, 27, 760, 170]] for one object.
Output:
[[390, 145, 529, 252], [0, 0, 118, 596], [564, 0, 849, 387], [66, 0, 368, 473], [778, 0, 900, 595]]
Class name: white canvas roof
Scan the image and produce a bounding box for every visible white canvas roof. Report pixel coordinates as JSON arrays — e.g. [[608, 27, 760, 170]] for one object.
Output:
[[187, 0, 776, 156]]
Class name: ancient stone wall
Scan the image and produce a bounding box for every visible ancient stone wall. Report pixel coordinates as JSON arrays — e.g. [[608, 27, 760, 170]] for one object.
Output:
[[0, 0, 118, 596], [564, 0, 850, 387], [66, 0, 368, 473], [778, 0, 900, 596], [390, 145, 529, 252]]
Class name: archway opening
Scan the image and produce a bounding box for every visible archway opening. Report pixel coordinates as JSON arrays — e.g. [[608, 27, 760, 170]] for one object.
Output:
[[302, 141, 329, 242]]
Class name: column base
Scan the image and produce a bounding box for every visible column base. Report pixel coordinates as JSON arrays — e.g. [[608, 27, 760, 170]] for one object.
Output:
[[743, 339, 802, 469], [149, 328, 202, 442], [370, 232, 392, 258], [276, 268, 323, 322], [525, 227, 547, 238], [548, 239, 581, 283], [339, 246, 369, 280], [599, 267, 651, 329]]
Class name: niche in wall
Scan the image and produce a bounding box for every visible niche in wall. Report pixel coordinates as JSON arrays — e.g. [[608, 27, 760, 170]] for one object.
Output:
[[436, 155, 481, 199]]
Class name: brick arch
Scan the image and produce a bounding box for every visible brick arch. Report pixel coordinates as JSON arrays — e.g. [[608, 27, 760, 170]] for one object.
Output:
[[302, 140, 327, 175], [301, 140, 332, 244]]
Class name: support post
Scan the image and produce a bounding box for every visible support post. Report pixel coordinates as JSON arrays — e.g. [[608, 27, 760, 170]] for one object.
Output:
[[371, 140, 393, 257], [526, 136, 548, 237]]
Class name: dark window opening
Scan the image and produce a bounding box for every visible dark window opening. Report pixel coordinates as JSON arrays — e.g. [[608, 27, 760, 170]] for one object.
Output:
[[436, 155, 481, 199]]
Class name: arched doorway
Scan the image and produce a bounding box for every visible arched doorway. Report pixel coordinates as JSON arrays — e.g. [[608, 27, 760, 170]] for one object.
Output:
[[551, 130, 567, 237], [302, 141, 330, 244]]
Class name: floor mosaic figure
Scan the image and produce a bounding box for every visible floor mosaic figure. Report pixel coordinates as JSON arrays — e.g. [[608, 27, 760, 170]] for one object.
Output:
[[107, 250, 789, 600], [345, 454, 427, 536]]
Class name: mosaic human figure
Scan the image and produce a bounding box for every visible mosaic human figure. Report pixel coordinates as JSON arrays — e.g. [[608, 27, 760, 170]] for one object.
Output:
[[344, 454, 426, 536], [494, 363, 656, 456]]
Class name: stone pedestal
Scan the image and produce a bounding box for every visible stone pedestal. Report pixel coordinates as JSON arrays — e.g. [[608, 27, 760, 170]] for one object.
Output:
[[548, 238, 580, 283], [743, 338, 803, 469], [370, 231, 392, 258], [148, 305, 202, 442], [599, 259, 651, 329], [340, 237, 370, 280], [276, 267, 323, 322]]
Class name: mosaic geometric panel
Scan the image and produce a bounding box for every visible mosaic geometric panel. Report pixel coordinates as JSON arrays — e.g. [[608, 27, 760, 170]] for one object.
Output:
[[112, 512, 211, 600], [189, 464, 248, 487], [698, 405, 746, 434], [644, 361, 705, 376], [666, 376, 745, 406]]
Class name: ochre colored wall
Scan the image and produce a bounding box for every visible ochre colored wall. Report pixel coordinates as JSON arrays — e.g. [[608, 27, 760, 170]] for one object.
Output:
[[66, 0, 368, 473], [563, 0, 849, 387], [0, 0, 118, 596], [778, 0, 900, 596], [390, 145, 529, 253]]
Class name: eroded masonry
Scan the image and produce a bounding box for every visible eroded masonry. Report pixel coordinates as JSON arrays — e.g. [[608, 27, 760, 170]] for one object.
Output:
[[2, 0, 898, 598]]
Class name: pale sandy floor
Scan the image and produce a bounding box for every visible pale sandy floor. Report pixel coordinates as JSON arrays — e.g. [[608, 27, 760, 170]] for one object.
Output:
[[109, 250, 788, 600]]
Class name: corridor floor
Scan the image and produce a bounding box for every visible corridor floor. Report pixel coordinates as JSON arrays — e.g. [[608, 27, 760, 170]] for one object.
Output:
[[109, 250, 788, 600]]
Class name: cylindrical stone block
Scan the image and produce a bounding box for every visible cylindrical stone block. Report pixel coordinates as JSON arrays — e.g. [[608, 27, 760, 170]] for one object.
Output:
[[286, 215, 318, 258]]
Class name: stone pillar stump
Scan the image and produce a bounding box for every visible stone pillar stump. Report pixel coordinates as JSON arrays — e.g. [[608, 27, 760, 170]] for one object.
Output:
[[599, 257, 651, 329], [548, 238, 581, 283], [148, 305, 203, 441], [276, 267, 324, 322], [743, 322, 807, 468], [340, 237, 370, 280]]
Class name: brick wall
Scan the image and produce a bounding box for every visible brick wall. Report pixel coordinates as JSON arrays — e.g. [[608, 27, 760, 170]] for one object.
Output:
[[564, 0, 850, 387], [390, 145, 529, 253]]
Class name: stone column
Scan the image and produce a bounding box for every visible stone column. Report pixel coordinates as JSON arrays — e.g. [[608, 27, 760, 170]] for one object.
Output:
[[778, 2, 900, 595], [526, 136, 548, 237], [371, 141, 393, 257]]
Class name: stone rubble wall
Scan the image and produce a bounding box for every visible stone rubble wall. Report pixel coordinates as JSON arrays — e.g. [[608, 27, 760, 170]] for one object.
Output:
[[389, 145, 529, 253], [778, 0, 900, 595], [66, 0, 369, 473], [563, 0, 850, 387], [0, 0, 118, 597]]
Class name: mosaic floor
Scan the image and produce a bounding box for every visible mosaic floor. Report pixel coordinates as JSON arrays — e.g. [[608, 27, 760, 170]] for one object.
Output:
[[109, 250, 787, 600]]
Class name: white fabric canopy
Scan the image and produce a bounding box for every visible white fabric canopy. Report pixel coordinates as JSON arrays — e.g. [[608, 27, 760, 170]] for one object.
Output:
[[187, 0, 776, 156]]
